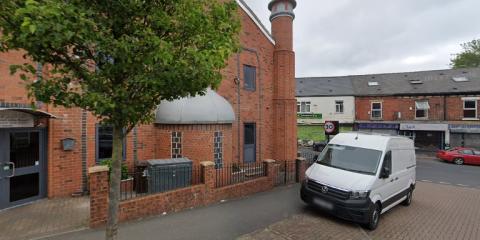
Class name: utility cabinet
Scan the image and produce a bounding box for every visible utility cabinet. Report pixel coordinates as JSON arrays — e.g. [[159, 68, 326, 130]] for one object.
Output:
[[147, 158, 193, 193]]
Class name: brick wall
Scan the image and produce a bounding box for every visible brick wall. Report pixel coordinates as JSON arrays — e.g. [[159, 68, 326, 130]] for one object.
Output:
[[151, 124, 233, 166], [89, 160, 279, 227], [47, 106, 84, 197], [217, 7, 277, 163], [0, 3, 297, 199], [355, 95, 480, 121], [0, 51, 32, 104]]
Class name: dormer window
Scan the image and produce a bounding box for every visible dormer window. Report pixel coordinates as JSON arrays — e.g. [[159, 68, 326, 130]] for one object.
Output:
[[409, 80, 423, 84], [453, 76, 469, 82], [368, 81, 379, 86]]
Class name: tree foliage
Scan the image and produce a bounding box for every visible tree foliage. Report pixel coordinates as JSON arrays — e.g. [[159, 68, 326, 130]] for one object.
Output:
[[451, 39, 480, 69], [0, 1, 240, 239], [0, 0, 240, 131]]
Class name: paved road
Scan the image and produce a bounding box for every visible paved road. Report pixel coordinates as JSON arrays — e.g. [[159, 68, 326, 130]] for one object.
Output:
[[44, 185, 305, 240], [240, 182, 480, 240], [417, 156, 480, 189]]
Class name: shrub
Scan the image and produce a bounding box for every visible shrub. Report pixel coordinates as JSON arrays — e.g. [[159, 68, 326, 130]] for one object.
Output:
[[99, 159, 129, 180]]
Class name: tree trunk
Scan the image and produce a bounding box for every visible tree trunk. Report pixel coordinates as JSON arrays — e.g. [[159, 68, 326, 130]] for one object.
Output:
[[105, 126, 123, 240]]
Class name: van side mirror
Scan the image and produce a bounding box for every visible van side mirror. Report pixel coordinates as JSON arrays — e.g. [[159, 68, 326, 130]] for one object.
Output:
[[380, 167, 391, 179]]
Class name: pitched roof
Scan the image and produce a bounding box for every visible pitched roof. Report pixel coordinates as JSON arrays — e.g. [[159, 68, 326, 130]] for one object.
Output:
[[236, 0, 275, 44], [296, 76, 355, 97], [296, 68, 480, 97]]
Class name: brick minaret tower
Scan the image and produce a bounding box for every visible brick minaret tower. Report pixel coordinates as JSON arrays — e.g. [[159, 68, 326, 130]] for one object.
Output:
[[269, 0, 297, 162]]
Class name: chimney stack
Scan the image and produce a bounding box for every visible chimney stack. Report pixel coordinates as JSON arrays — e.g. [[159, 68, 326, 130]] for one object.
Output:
[[269, 0, 297, 162]]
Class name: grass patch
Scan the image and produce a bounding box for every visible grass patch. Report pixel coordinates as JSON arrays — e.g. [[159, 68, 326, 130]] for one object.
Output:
[[298, 125, 353, 142]]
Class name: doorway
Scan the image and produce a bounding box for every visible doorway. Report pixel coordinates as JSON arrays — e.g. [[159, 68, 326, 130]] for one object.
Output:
[[0, 128, 47, 210], [243, 123, 256, 163]]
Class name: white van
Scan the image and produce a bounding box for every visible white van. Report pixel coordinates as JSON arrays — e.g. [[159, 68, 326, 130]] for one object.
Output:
[[301, 132, 416, 230]]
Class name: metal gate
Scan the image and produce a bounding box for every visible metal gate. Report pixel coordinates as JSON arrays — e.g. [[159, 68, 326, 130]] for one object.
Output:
[[274, 161, 297, 186]]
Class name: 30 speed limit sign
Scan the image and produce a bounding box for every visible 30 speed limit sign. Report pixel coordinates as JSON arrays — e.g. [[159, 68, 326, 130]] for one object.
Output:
[[324, 121, 339, 135]]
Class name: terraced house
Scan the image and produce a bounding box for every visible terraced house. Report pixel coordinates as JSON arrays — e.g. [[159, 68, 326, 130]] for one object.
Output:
[[296, 68, 480, 150], [0, 0, 298, 210]]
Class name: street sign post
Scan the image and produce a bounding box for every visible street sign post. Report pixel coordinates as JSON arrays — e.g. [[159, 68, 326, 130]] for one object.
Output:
[[324, 121, 339, 142]]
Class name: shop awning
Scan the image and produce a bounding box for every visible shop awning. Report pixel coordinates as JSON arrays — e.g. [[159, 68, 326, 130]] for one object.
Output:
[[415, 101, 430, 110], [0, 108, 57, 118]]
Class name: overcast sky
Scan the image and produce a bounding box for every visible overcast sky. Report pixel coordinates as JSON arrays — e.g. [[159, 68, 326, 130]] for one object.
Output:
[[243, 0, 480, 77]]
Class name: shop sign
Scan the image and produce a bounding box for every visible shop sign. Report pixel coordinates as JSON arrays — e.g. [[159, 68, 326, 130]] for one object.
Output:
[[297, 113, 322, 119], [357, 123, 399, 129], [449, 124, 480, 133], [400, 123, 448, 131]]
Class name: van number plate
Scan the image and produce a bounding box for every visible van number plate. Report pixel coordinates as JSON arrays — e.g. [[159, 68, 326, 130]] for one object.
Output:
[[314, 198, 333, 210]]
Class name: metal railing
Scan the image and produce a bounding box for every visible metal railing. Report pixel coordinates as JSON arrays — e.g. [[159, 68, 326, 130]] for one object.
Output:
[[275, 161, 297, 186], [299, 148, 319, 166], [215, 162, 266, 188], [120, 165, 203, 201]]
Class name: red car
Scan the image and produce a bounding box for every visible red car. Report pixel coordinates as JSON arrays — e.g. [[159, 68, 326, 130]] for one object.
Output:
[[436, 147, 480, 165]]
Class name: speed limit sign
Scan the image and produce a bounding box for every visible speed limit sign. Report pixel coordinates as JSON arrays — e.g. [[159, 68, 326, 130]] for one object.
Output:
[[324, 121, 339, 135]]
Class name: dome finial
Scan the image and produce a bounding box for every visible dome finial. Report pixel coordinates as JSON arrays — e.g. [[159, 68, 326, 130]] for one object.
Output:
[[268, 0, 297, 21]]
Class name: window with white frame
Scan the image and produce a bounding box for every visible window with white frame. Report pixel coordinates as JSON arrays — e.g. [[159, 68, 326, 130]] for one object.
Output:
[[371, 102, 382, 119], [297, 101, 311, 113], [335, 100, 344, 113], [415, 100, 430, 119], [463, 100, 478, 119]]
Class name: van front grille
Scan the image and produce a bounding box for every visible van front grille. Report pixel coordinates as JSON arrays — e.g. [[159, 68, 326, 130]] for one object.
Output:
[[307, 180, 350, 200]]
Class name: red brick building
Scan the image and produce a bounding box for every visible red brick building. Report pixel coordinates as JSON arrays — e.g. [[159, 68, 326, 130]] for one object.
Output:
[[0, 0, 298, 209], [352, 68, 480, 150]]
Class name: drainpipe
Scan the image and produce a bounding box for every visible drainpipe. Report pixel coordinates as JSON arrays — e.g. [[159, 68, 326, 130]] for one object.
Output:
[[443, 95, 447, 121], [236, 53, 241, 163]]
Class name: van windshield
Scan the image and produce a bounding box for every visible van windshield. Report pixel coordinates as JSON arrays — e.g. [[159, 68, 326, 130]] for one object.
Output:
[[316, 144, 382, 175]]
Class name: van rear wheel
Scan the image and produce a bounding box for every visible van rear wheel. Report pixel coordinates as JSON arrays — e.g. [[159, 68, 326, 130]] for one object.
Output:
[[364, 203, 380, 230]]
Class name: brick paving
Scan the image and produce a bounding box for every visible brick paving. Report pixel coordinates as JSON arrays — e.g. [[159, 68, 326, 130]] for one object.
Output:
[[239, 182, 480, 240], [0, 197, 89, 240]]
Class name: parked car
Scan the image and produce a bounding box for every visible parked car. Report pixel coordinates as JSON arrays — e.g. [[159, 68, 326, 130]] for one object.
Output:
[[436, 147, 480, 165], [301, 133, 416, 230], [312, 141, 327, 152]]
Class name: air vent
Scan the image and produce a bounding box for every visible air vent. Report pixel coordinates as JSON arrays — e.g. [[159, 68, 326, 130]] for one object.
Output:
[[409, 80, 423, 84], [452, 76, 469, 82], [368, 81, 379, 86]]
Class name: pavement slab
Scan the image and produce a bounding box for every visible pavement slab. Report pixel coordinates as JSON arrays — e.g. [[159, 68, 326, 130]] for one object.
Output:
[[239, 182, 480, 240]]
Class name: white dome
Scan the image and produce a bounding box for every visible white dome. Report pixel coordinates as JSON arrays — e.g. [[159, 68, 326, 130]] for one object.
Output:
[[155, 89, 235, 124]]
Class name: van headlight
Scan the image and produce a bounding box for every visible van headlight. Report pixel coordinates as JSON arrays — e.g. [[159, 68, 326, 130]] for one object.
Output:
[[349, 191, 370, 200]]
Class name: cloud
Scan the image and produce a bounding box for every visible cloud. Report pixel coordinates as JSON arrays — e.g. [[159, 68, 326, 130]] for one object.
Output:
[[242, 0, 480, 77]]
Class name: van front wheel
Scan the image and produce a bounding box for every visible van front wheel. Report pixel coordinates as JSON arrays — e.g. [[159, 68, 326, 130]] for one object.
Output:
[[402, 189, 413, 206], [365, 203, 380, 230]]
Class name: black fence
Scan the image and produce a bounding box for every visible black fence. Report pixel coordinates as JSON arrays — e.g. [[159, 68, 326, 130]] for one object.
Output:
[[299, 148, 319, 166], [120, 165, 203, 201], [275, 161, 297, 186], [215, 162, 266, 188]]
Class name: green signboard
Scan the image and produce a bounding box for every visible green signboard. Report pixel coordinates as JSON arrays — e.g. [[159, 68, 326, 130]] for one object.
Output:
[[297, 113, 322, 119]]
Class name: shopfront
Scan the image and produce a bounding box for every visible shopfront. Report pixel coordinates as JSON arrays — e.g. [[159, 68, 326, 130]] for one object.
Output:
[[449, 124, 480, 148], [399, 123, 449, 150], [355, 122, 399, 135]]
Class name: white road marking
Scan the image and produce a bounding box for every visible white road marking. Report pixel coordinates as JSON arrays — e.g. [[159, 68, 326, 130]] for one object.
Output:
[[456, 184, 470, 187], [439, 182, 451, 185], [420, 180, 432, 183]]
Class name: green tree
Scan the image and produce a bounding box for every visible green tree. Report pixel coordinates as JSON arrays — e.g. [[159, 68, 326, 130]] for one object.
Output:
[[451, 39, 480, 69], [0, 1, 240, 239]]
